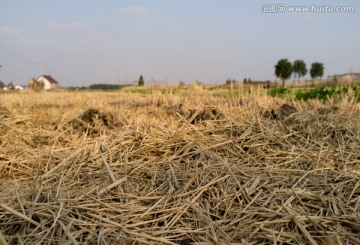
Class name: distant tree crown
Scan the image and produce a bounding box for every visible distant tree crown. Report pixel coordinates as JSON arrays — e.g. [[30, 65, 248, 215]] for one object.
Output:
[[138, 75, 144, 86], [275, 59, 293, 86], [293, 60, 307, 81], [310, 62, 324, 79]]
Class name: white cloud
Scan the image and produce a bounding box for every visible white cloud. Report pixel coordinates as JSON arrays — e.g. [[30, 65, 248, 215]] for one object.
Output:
[[0, 26, 21, 36], [117, 5, 151, 16], [47, 21, 89, 30]]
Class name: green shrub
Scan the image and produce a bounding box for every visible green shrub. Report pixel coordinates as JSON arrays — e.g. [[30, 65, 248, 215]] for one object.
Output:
[[268, 87, 292, 97], [351, 85, 360, 101], [88, 84, 128, 90], [352, 85, 360, 95], [295, 86, 348, 101]]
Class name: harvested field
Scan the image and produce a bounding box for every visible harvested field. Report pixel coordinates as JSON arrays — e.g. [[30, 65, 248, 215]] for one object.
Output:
[[1, 90, 360, 244]]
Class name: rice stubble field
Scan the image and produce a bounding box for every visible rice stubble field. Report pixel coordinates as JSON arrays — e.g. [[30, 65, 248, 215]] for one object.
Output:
[[0, 89, 360, 244]]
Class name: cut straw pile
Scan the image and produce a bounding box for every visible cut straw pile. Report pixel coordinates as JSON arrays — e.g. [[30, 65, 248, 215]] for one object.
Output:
[[0, 91, 360, 244]]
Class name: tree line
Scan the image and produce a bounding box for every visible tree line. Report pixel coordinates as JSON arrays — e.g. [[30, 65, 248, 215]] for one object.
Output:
[[136, 60, 324, 88], [275, 59, 324, 86]]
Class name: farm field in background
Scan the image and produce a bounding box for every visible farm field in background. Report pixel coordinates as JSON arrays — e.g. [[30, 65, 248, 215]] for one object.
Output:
[[1, 88, 360, 244]]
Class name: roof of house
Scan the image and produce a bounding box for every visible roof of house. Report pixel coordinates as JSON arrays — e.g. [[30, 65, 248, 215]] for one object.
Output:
[[38, 75, 59, 84], [329, 73, 360, 78]]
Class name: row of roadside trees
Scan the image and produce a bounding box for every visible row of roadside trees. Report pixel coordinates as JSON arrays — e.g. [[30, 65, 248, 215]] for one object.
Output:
[[136, 60, 324, 88], [275, 59, 324, 86]]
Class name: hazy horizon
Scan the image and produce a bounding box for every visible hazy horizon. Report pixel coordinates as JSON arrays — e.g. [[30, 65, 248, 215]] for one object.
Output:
[[1, 1, 359, 86]]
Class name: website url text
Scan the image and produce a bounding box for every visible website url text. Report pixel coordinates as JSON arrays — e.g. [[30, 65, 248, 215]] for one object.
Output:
[[261, 5, 354, 13]]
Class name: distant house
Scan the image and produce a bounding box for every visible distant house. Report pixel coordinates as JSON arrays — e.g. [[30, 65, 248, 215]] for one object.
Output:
[[15, 85, 24, 90], [328, 73, 360, 81], [36, 75, 59, 90], [243, 80, 271, 89]]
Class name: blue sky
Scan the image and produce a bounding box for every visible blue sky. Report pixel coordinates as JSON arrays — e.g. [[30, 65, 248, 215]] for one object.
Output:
[[0, 0, 359, 86]]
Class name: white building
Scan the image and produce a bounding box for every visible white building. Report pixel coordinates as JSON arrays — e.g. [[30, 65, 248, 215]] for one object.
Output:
[[36, 75, 59, 90], [15, 85, 24, 90]]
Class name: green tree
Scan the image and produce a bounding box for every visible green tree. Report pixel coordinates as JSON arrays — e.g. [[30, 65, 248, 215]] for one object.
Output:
[[138, 75, 144, 86], [275, 59, 293, 87], [293, 60, 307, 82], [7, 82, 14, 90], [178, 81, 186, 88], [310, 62, 324, 80]]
